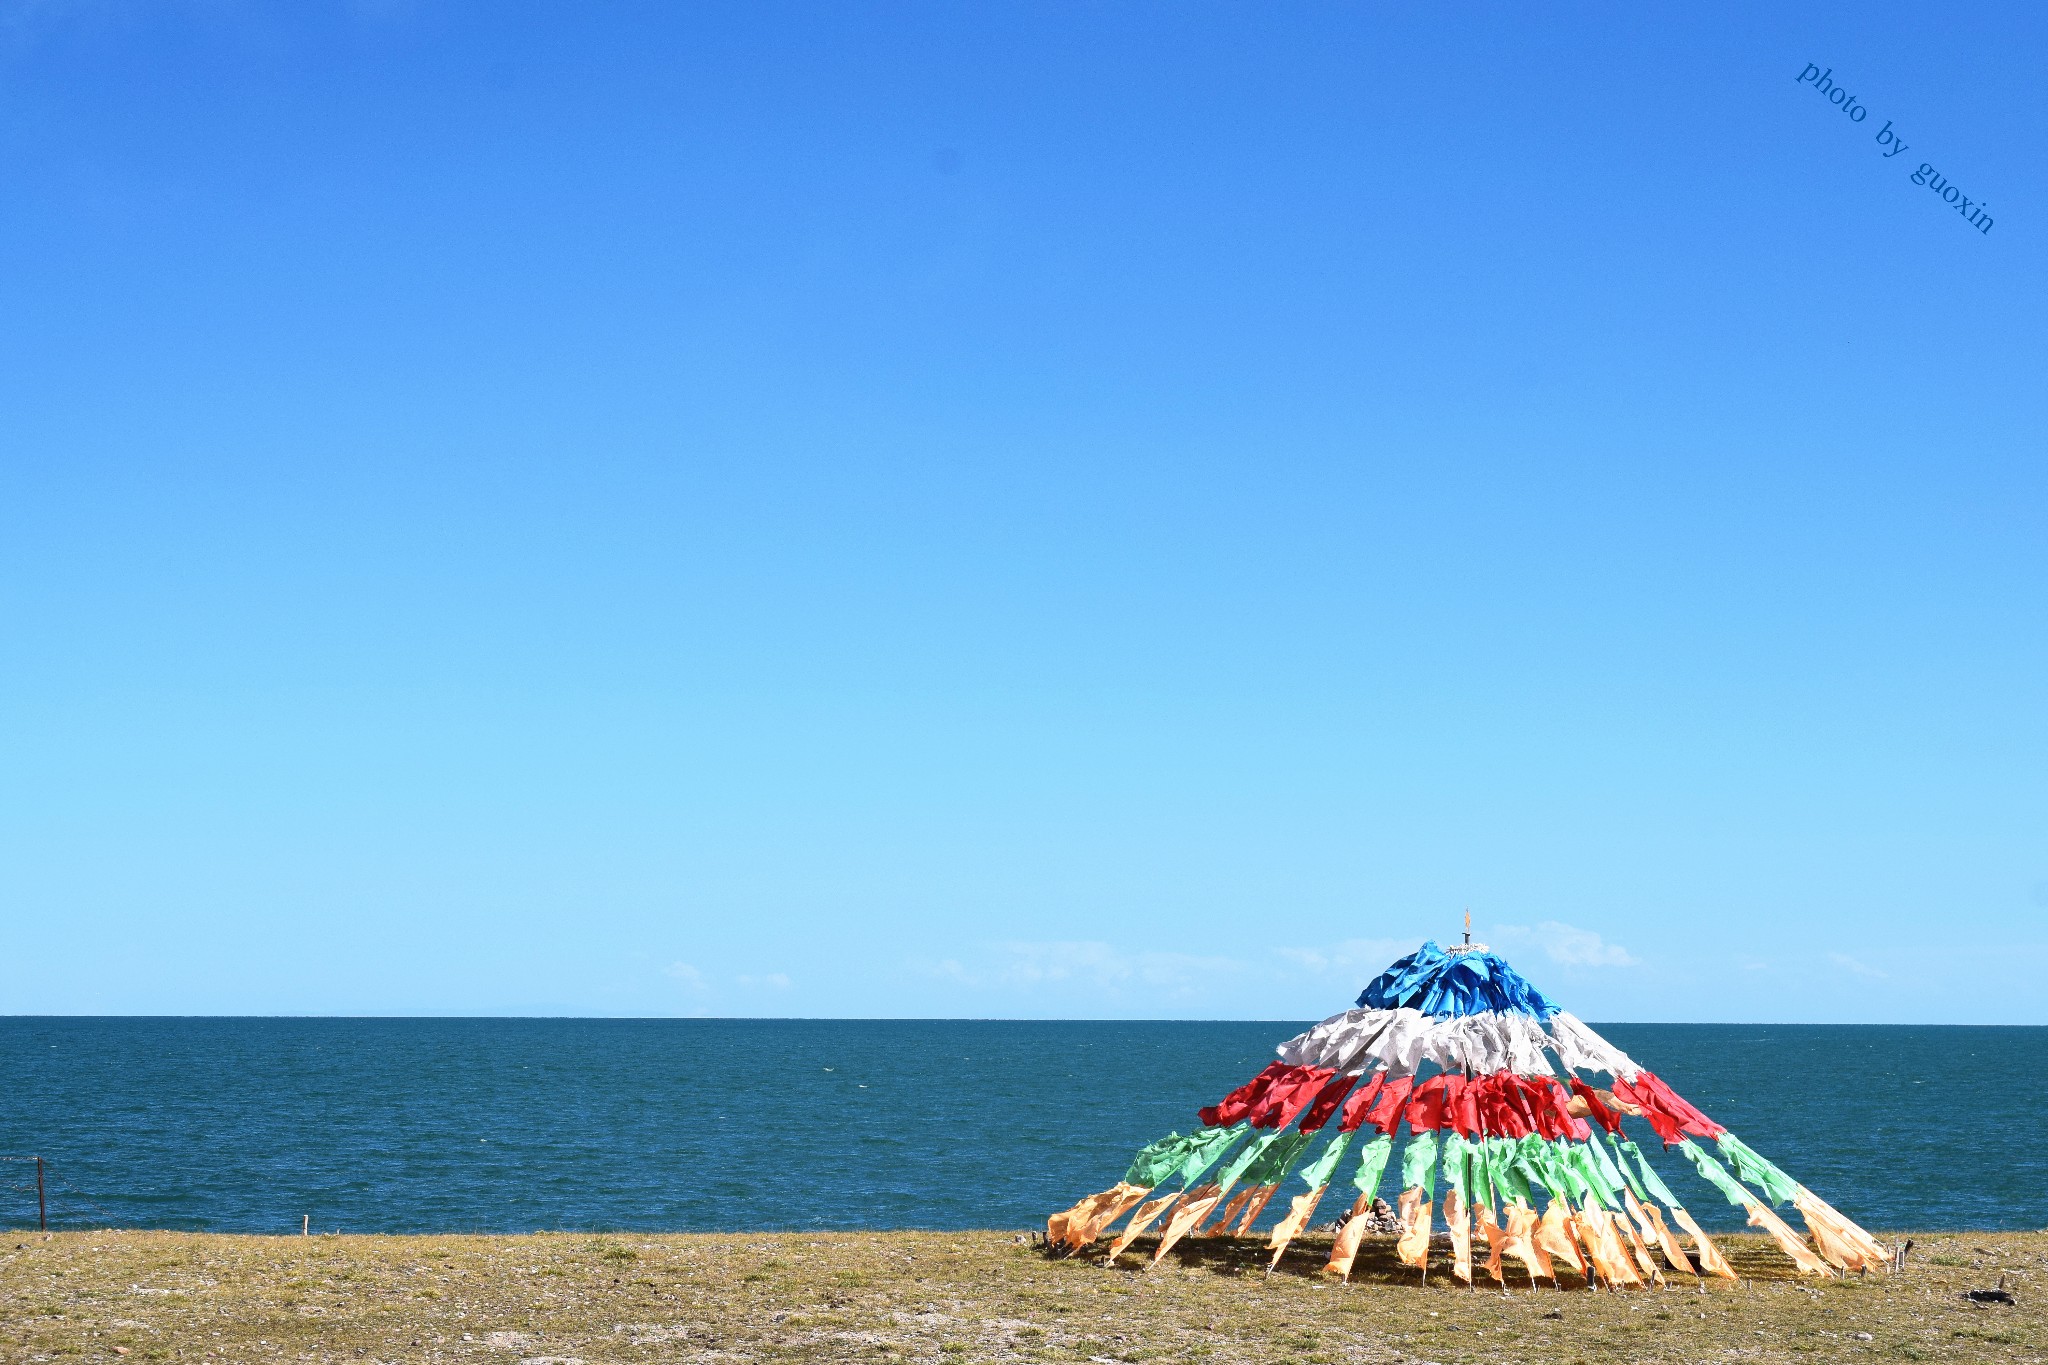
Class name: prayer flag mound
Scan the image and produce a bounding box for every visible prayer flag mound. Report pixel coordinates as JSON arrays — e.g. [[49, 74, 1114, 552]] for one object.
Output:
[[1048, 939, 1890, 1286]]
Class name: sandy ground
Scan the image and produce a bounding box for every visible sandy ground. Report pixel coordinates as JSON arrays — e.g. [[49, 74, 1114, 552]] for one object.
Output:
[[1, 1227, 2040, 1365]]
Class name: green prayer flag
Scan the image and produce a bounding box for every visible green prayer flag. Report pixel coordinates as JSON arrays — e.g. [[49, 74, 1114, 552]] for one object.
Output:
[[1174, 1124, 1250, 1188], [1440, 1132, 1471, 1202], [1514, 1134, 1560, 1201], [1474, 1139, 1506, 1212], [1211, 1129, 1287, 1191], [1485, 1137, 1534, 1206], [1399, 1131, 1439, 1198], [1587, 1135, 1635, 1205], [1527, 1138, 1572, 1202], [1124, 1132, 1198, 1189], [1679, 1138, 1752, 1209], [1563, 1141, 1619, 1209], [1352, 1134, 1394, 1196], [1482, 1137, 1515, 1211], [1618, 1138, 1682, 1209], [1241, 1132, 1314, 1187], [1716, 1133, 1799, 1207], [1298, 1130, 1354, 1190], [1536, 1139, 1593, 1206], [1603, 1134, 1650, 1203]]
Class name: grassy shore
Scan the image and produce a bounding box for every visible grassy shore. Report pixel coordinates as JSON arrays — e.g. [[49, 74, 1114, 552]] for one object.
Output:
[[2, 1227, 2038, 1365]]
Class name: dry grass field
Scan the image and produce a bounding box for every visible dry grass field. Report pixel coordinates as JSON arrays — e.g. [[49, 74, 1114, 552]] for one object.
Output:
[[1, 1227, 2039, 1365]]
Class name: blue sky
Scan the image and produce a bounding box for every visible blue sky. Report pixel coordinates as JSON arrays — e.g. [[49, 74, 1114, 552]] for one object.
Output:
[[2, 2, 2042, 1021]]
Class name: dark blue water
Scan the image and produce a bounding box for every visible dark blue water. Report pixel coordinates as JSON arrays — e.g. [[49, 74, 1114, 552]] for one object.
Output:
[[0, 1019, 2038, 1234]]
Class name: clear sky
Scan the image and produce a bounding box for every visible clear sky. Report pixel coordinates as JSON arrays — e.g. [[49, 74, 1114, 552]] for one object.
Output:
[[2, 2, 2042, 1022]]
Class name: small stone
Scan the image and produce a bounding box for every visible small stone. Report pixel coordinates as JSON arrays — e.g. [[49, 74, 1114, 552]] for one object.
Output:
[[1542, 1309, 1563, 1320], [1854, 1333, 1874, 1341]]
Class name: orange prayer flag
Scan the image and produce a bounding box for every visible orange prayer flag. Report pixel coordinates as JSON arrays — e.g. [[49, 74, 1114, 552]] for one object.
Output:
[[1669, 1204, 1738, 1281], [1395, 1189, 1433, 1271]]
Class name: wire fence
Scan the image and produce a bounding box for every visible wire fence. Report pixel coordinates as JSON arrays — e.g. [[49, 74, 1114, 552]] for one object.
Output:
[[0, 1155, 123, 1231]]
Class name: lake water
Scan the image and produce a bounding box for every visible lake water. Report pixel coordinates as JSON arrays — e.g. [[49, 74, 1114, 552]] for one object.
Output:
[[1, 1019, 2038, 1234]]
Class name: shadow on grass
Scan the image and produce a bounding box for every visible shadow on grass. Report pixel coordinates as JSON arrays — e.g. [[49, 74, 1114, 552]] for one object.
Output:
[[1050, 1233, 1817, 1287]]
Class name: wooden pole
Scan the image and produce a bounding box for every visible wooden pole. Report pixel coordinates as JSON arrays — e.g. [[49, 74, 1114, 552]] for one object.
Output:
[[36, 1158, 46, 1232]]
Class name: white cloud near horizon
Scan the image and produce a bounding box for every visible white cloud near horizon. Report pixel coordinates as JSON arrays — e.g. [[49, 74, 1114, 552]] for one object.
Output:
[[1489, 921, 1639, 968], [1828, 952, 1887, 980], [1272, 937, 1421, 978], [923, 935, 1440, 1012], [917, 924, 1646, 1016], [927, 940, 1245, 999], [667, 962, 794, 995]]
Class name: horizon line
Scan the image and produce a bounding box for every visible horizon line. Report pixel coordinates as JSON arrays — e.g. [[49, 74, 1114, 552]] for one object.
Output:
[[2, 1013, 2040, 1027]]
